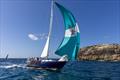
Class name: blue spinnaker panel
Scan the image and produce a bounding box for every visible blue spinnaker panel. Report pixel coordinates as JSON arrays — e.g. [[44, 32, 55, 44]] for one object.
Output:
[[55, 2, 80, 60]]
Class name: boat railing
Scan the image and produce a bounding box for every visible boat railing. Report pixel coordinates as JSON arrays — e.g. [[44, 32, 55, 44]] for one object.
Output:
[[27, 57, 55, 63]]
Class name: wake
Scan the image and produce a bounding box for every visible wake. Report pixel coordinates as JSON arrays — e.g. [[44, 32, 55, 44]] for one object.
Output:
[[0, 63, 26, 69]]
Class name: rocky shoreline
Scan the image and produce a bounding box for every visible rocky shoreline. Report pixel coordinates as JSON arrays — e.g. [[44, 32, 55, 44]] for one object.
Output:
[[77, 44, 120, 61]]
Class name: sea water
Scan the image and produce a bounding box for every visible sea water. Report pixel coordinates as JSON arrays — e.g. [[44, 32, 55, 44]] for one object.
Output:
[[0, 58, 120, 80]]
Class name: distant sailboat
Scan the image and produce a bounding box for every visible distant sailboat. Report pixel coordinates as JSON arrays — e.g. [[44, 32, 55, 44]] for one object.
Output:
[[27, 1, 80, 70], [5, 54, 9, 60]]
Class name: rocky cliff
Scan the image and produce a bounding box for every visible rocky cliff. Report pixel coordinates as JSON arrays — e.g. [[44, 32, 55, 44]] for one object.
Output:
[[77, 44, 120, 61]]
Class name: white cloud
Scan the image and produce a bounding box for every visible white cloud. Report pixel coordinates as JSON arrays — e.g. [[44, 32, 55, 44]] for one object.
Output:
[[28, 33, 48, 40], [28, 34, 39, 40], [39, 33, 48, 39]]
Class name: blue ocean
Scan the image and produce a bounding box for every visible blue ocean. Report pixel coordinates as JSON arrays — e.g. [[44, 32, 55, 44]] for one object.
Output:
[[0, 58, 120, 80]]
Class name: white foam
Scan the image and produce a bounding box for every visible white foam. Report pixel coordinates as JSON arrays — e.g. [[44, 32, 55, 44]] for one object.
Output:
[[0, 64, 26, 69]]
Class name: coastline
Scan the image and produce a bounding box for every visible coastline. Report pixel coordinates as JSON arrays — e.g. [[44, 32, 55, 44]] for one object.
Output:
[[78, 44, 120, 61]]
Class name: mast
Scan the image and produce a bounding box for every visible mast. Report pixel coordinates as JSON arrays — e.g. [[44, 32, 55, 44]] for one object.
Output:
[[47, 0, 54, 58], [49, 0, 54, 38], [40, 1, 54, 59]]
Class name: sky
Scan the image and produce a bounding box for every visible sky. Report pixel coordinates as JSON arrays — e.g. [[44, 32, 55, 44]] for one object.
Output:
[[0, 0, 120, 58]]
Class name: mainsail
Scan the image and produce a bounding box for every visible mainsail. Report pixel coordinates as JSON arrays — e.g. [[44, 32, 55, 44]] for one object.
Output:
[[40, 1, 54, 58], [55, 3, 80, 60], [40, 36, 50, 58]]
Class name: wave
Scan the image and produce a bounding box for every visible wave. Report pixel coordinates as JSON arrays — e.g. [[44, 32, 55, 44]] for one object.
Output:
[[0, 64, 26, 69]]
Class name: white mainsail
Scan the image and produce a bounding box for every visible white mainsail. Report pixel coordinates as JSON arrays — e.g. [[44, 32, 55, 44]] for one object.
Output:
[[40, 1, 54, 58], [40, 37, 50, 58]]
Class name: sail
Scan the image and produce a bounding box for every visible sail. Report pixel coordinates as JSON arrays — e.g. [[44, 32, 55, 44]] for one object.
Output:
[[55, 2, 80, 60], [5, 54, 9, 60], [40, 37, 50, 58], [40, 1, 54, 58]]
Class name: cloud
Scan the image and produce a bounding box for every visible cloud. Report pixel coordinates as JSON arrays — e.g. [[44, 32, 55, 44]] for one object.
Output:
[[28, 34, 39, 40], [28, 33, 48, 40], [39, 33, 48, 39]]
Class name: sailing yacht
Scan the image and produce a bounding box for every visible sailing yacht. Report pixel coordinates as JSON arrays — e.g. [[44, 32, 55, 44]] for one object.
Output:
[[5, 54, 9, 60], [27, 1, 80, 70]]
